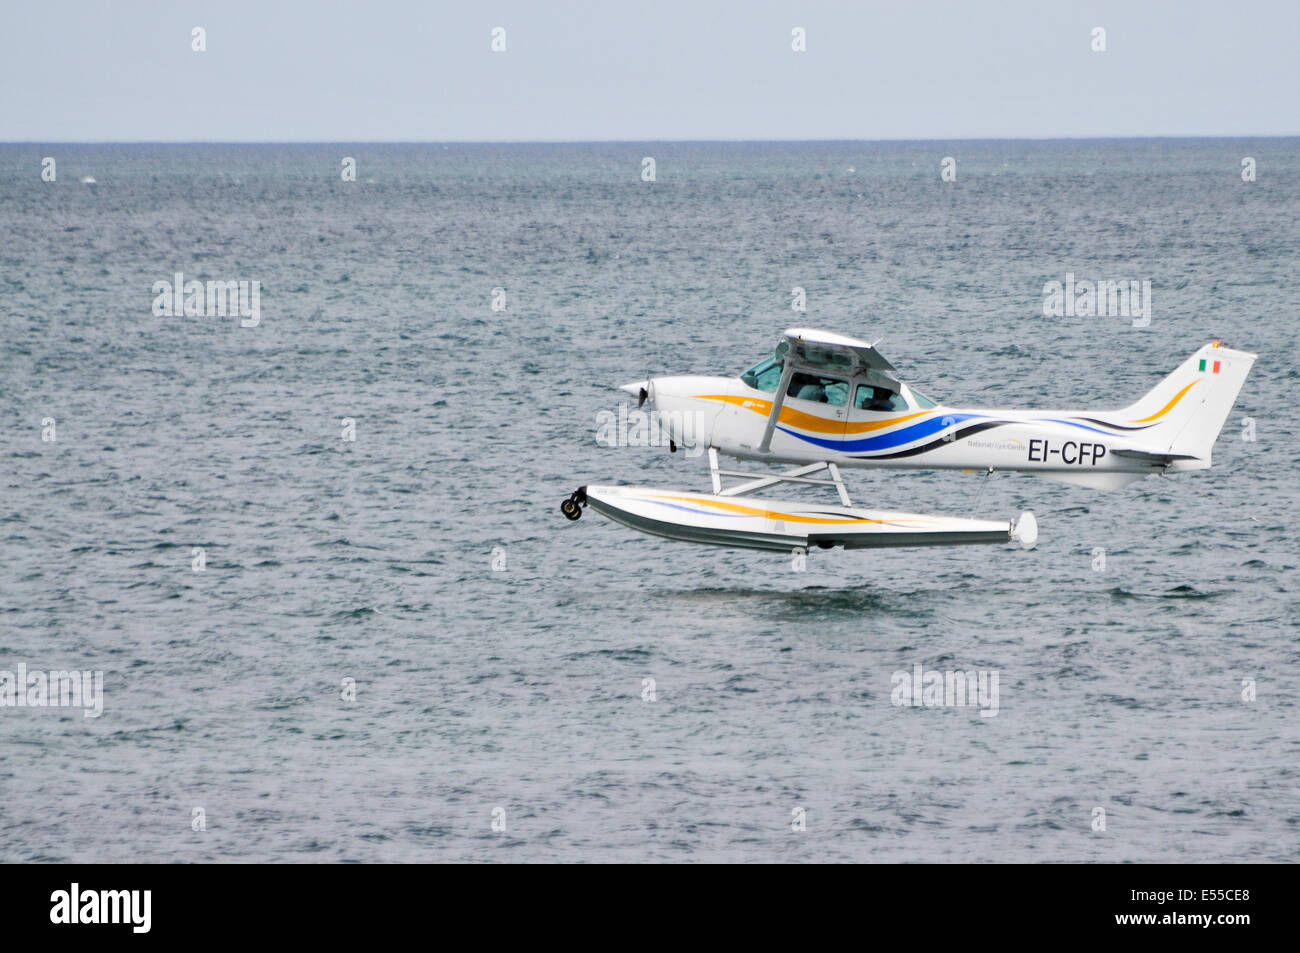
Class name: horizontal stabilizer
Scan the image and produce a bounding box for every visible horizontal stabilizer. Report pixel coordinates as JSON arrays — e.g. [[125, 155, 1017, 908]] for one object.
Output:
[[1110, 448, 1200, 466]]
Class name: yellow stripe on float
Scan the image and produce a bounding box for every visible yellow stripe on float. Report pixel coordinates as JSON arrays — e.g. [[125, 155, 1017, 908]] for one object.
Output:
[[645, 493, 880, 525]]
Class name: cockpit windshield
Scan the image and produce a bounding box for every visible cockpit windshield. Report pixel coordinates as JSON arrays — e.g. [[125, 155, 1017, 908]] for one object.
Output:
[[741, 356, 783, 393]]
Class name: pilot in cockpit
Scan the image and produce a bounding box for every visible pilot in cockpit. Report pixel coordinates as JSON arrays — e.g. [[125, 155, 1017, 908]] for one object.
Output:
[[857, 385, 901, 412]]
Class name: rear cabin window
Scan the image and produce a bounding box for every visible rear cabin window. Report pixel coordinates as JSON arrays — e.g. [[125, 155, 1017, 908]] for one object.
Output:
[[854, 385, 909, 412]]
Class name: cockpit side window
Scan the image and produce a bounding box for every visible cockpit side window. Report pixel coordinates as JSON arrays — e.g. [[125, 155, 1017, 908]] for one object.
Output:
[[853, 384, 908, 412], [741, 357, 784, 393], [788, 372, 849, 406]]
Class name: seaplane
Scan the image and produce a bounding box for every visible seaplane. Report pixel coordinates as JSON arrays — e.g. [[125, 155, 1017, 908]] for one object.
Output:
[[560, 329, 1256, 554]]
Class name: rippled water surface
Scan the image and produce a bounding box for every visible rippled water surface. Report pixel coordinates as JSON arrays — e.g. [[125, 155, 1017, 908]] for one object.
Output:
[[1, 141, 1297, 862]]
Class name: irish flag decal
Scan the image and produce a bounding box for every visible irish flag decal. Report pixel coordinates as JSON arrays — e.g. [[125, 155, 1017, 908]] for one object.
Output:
[[1199, 357, 1221, 374]]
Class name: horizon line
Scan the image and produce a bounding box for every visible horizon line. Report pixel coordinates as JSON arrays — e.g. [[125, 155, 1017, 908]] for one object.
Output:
[[3, 134, 1299, 146]]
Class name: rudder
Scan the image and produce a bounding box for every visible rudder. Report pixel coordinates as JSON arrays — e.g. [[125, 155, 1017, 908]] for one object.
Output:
[[1118, 342, 1257, 466]]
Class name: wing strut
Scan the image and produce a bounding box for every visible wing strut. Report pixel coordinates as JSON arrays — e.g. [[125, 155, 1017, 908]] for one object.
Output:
[[757, 361, 795, 453], [707, 453, 854, 506]]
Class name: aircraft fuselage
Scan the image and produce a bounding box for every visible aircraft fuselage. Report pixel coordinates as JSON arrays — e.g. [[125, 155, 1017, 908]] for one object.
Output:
[[639, 374, 1197, 491]]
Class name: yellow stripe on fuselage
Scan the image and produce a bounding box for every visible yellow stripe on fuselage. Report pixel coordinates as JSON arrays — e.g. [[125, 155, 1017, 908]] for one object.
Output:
[[1130, 379, 1199, 423], [695, 394, 928, 435]]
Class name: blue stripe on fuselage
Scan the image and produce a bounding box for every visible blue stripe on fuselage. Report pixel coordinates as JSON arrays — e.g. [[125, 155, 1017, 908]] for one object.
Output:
[[776, 413, 984, 453], [776, 413, 1125, 452], [1039, 418, 1127, 435]]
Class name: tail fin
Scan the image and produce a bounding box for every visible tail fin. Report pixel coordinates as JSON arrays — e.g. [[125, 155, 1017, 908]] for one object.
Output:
[[1117, 342, 1257, 468]]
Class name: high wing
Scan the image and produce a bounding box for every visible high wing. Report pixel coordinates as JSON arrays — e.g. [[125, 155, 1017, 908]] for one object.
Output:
[[758, 328, 901, 452], [779, 327, 902, 390]]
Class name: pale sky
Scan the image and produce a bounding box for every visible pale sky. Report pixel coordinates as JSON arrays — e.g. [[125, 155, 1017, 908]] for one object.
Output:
[[2, 0, 1296, 141]]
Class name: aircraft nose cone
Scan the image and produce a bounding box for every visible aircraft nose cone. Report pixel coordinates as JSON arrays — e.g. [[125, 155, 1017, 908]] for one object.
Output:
[[621, 380, 651, 408]]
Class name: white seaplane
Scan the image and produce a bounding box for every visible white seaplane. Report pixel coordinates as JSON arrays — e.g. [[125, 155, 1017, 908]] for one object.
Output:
[[560, 329, 1256, 554]]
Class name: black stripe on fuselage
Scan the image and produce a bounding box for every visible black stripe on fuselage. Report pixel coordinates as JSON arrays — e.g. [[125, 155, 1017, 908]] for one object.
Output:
[[852, 421, 1010, 460], [1072, 417, 1154, 432]]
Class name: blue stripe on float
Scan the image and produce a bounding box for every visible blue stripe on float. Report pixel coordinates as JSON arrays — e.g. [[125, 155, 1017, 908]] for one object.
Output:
[[643, 499, 747, 518]]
